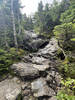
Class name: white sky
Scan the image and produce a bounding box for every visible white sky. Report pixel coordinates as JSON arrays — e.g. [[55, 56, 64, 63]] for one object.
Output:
[[20, 0, 61, 16]]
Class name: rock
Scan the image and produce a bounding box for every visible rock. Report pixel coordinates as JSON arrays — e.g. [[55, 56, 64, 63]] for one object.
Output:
[[32, 64, 50, 71], [46, 69, 61, 93], [22, 55, 32, 63], [30, 39, 49, 51], [23, 96, 29, 100], [38, 38, 59, 58], [23, 89, 30, 96], [24, 30, 38, 40], [23, 56, 50, 71], [21, 83, 28, 90], [48, 96, 57, 100], [31, 78, 55, 97], [11, 62, 39, 79], [54, 72, 61, 87], [0, 77, 21, 100], [32, 56, 49, 64], [30, 56, 50, 71], [23, 30, 49, 51], [23, 96, 37, 100]]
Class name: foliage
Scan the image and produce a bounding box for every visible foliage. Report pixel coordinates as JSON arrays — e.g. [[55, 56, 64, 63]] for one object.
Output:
[[0, 48, 25, 77], [54, 22, 75, 50], [57, 90, 75, 100], [60, 0, 75, 23], [0, 0, 75, 100], [0, 0, 23, 48], [22, 14, 34, 31], [34, 0, 69, 35], [57, 78, 75, 100], [71, 38, 75, 41], [16, 94, 23, 100], [57, 55, 75, 78], [0, 0, 71, 48], [61, 78, 75, 91]]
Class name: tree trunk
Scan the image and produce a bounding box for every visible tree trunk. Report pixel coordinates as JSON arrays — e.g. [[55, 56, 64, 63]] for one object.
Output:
[[18, 14, 21, 35], [2, 0, 9, 48], [11, 0, 18, 48]]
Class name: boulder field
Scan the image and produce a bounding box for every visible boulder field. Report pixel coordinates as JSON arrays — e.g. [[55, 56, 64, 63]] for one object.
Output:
[[0, 38, 64, 100]]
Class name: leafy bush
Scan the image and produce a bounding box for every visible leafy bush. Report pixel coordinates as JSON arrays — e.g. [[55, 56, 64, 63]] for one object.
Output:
[[58, 58, 75, 78], [0, 48, 25, 78], [57, 90, 75, 100], [57, 78, 75, 100], [53, 22, 75, 51], [71, 38, 75, 41], [57, 55, 75, 100]]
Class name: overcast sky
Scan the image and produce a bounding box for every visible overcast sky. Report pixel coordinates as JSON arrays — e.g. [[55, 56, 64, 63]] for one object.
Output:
[[21, 0, 61, 16]]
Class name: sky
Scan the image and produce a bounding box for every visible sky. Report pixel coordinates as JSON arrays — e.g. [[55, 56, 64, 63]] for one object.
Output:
[[20, 0, 61, 16]]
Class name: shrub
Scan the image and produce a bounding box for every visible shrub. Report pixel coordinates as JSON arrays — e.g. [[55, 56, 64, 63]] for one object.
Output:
[[57, 90, 75, 100], [0, 48, 25, 78], [57, 78, 75, 100], [53, 22, 75, 51]]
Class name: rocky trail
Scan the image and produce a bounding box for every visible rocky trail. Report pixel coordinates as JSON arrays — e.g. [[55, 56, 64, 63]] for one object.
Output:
[[0, 37, 64, 100]]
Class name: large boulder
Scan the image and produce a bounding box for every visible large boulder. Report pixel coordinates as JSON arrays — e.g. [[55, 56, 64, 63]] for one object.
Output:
[[30, 39, 49, 51], [0, 77, 21, 100], [32, 64, 50, 71], [32, 56, 50, 71], [32, 56, 49, 64], [31, 78, 55, 97], [23, 56, 51, 71], [23, 30, 49, 51], [11, 62, 39, 79], [38, 38, 59, 58]]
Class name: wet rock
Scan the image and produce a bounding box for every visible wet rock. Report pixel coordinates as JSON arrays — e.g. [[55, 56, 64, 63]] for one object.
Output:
[[11, 62, 39, 80], [0, 77, 21, 100], [31, 78, 55, 97]]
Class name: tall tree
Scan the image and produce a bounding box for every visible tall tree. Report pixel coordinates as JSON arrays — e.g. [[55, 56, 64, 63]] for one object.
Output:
[[11, 0, 18, 48], [38, 1, 43, 12], [60, 0, 74, 23], [0, 0, 9, 48]]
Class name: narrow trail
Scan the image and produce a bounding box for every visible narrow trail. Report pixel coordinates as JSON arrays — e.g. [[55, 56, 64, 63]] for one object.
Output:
[[0, 38, 64, 100]]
